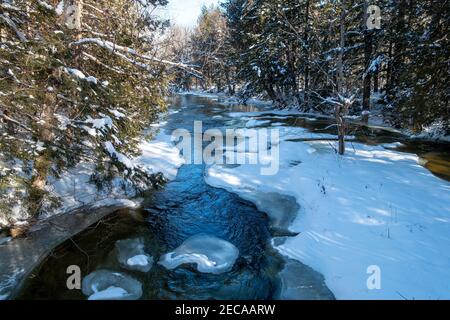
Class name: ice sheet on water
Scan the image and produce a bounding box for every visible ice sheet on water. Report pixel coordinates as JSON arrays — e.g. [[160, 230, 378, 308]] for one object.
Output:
[[127, 255, 150, 267], [278, 259, 335, 300], [237, 192, 300, 231], [159, 235, 239, 274], [88, 286, 129, 300], [82, 270, 142, 300], [115, 238, 153, 272]]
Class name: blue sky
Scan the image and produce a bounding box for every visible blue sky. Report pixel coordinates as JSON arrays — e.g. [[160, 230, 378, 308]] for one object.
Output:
[[163, 0, 220, 27]]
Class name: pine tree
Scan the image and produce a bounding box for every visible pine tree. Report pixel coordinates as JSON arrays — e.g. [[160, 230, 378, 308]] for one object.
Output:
[[220, 0, 448, 135], [0, 0, 172, 228]]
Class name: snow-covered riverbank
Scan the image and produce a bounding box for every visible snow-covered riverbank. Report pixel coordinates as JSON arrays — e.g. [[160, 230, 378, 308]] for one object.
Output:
[[205, 116, 450, 300], [45, 130, 184, 216], [0, 115, 184, 229]]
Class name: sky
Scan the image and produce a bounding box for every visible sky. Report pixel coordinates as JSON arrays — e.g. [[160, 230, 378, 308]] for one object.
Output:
[[162, 0, 220, 28]]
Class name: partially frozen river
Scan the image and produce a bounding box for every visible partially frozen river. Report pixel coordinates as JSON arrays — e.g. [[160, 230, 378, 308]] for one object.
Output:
[[17, 94, 450, 300], [18, 94, 335, 300]]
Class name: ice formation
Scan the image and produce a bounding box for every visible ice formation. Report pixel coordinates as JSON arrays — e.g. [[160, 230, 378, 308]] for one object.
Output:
[[115, 238, 153, 272], [82, 270, 143, 300], [159, 235, 239, 274]]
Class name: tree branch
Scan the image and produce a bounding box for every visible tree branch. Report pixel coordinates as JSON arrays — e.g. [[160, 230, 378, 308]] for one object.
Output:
[[70, 38, 204, 79], [0, 14, 27, 42]]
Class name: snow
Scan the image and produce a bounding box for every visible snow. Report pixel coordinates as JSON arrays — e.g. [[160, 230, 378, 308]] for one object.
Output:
[[88, 286, 129, 300], [64, 67, 86, 80], [409, 120, 450, 143], [159, 234, 239, 274], [115, 238, 153, 272], [205, 123, 450, 300], [105, 141, 134, 169], [177, 90, 272, 107], [109, 109, 126, 119], [43, 163, 137, 216], [55, 1, 64, 15], [37, 1, 53, 11], [364, 55, 383, 77], [39, 116, 184, 220], [135, 131, 185, 181], [82, 270, 142, 300], [64, 67, 98, 85], [85, 76, 98, 85], [90, 199, 140, 209], [85, 116, 113, 132], [127, 255, 151, 267]]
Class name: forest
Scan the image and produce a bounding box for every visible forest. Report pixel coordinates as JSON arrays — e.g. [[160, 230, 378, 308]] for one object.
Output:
[[170, 0, 449, 132], [1, 0, 448, 228], [0, 0, 449, 303]]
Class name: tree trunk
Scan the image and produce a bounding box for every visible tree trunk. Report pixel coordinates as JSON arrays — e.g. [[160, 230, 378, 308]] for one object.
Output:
[[391, 1, 407, 91], [386, 39, 393, 93], [217, 78, 221, 92], [30, 91, 57, 214], [336, 1, 346, 155], [287, 44, 300, 106], [373, 69, 379, 93], [303, 0, 310, 109], [362, 1, 373, 123]]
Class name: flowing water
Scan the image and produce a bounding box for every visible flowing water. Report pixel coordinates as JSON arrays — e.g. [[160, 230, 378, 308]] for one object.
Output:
[[17, 94, 449, 300]]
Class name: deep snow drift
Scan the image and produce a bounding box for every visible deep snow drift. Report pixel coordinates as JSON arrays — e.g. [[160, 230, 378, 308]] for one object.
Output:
[[159, 234, 239, 274], [205, 120, 450, 300]]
